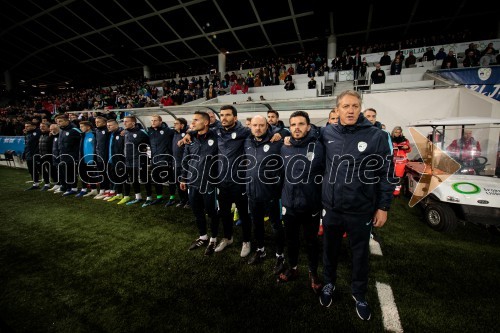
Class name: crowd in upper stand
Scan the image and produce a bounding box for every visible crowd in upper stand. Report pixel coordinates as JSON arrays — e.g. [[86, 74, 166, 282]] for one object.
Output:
[[1, 28, 497, 135]]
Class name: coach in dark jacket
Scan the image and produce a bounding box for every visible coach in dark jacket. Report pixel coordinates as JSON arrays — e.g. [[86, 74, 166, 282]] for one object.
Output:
[[318, 90, 396, 321], [279, 111, 325, 289]]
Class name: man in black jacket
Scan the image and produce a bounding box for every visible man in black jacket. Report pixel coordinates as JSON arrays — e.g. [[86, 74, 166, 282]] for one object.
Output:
[[47, 123, 61, 192], [144, 115, 175, 208], [38, 122, 54, 191], [93, 116, 111, 199], [23, 121, 41, 190], [318, 90, 396, 321], [370, 63, 386, 84], [244, 115, 285, 267], [55, 115, 82, 196], [180, 111, 220, 256], [105, 119, 126, 202], [171, 118, 189, 208], [278, 111, 324, 293], [117, 116, 150, 205]]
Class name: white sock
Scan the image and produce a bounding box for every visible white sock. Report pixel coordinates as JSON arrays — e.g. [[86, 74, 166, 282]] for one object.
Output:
[[210, 237, 217, 243], [110, 190, 116, 194], [33, 183, 39, 186], [276, 253, 284, 258], [257, 247, 265, 252], [81, 188, 87, 192], [199, 235, 208, 240], [99, 189, 105, 194], [147, 196, 152, 201], [72, 188, 78, 192], [135, 193, 142, 200]]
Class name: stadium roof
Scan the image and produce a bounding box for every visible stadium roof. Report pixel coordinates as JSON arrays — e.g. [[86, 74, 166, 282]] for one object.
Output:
[[0, 0, 498, 88]]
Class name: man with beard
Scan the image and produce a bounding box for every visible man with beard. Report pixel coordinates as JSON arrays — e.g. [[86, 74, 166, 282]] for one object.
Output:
[[244, 115, 285, 269], [278, 111, 324, 293]]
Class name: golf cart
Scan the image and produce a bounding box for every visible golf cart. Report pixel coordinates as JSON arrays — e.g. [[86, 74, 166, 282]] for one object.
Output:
[[404, 117, 500, 232]]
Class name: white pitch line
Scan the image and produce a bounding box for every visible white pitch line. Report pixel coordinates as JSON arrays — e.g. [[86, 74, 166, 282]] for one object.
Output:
[[376, 282, 404, 333], [369, 237, 383, 256]]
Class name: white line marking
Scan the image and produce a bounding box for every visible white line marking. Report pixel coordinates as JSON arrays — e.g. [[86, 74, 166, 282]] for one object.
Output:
[[376, 282, 404, 333], [369, 237, 383, 256]]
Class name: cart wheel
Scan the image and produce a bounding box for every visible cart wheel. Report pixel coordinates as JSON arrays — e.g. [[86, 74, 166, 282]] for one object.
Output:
[[424, 203, 457, 232]]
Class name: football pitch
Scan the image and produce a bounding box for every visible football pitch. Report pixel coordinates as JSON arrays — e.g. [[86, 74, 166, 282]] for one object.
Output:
[[0, 166, 498, 333]]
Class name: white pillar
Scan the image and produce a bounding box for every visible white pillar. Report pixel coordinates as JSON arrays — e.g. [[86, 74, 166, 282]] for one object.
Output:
[[327, 34, 337, 60], [143, 65, 151, 80], [218, 53, 226, 76]]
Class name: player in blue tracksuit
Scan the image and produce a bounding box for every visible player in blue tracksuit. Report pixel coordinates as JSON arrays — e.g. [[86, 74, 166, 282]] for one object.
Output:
[[56, 115, 82, 196], [278, 111, 325, 293], [180, 111, 220, 256], [319, 90, 396, 321], [244, 115, 285, 268], [76, 121, 98, 198], [144, 115, 175, 207]]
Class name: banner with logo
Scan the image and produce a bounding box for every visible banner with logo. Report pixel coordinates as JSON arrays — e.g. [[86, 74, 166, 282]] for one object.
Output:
[[437, 67, 500, 101], [0, 136, 25, 155]]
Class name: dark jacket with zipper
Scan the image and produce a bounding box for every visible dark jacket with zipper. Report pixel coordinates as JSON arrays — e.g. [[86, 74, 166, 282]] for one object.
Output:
[[181, 130, 218, 190], [23, 128, 41, 160], [281, 125, 325, 212], [58, 123, 81, 163], [95, 125, 109, 165], [148, 123, 174, 165], [124, 126, 149, 168], [321, 114, 396, 214], [244, 128, 284, 202]]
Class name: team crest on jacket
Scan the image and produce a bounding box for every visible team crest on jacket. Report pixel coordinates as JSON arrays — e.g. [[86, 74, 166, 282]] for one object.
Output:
[[306, 152, 315, 161], [133, 134, 137, 138], [231, 132, 236, 139], [33, 132, 37, 136], [116, 136, 120, 140], [358, 141, 367, 152], [208, 139, 214, 146], [88, 138, 93, 142], [54, 138, 58, 142], [282, 206, 286, 215], [160, 130, 164, 135], [263, 144, 270, 152], [65, 132, 69, 136], [181, 133, 185, 137], [102, 130, 105, 134]]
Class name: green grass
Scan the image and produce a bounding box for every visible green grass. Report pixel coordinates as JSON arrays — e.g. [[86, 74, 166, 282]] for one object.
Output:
[[0, 166, 499, 333]]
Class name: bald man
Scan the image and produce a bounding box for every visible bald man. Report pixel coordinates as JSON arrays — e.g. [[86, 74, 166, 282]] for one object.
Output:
[[244, 115, 285, 272]]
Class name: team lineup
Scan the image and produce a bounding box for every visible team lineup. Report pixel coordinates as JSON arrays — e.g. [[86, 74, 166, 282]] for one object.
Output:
[[23, 90, 397, 321]]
